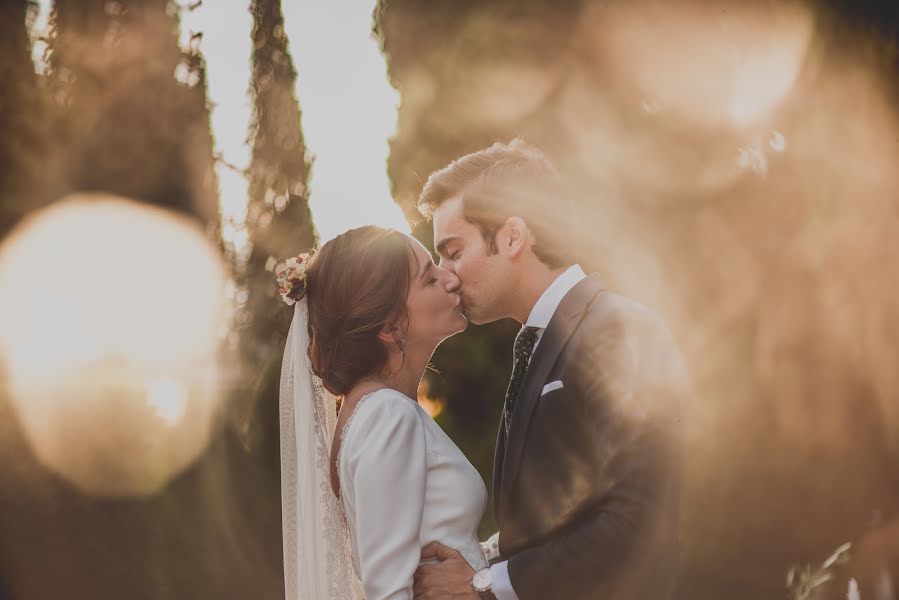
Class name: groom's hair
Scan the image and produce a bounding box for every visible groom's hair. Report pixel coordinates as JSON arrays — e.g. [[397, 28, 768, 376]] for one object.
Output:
[[418, 138, 575, 269]]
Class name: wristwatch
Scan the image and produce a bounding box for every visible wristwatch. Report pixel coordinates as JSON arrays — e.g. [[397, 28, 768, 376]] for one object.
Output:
[[472, 567, 497, 600]]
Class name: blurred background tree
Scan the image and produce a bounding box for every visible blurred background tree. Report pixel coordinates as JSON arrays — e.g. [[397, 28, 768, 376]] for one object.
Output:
[[47, 0, 218, 227], [0, 1, 51, 240], [0, 0, 283, 598], [222, 0, 317, 591], [233, 0, 315, 465]]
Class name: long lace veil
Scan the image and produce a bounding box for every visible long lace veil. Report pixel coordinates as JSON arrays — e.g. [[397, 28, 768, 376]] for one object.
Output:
[[279, 299, 363, 599]]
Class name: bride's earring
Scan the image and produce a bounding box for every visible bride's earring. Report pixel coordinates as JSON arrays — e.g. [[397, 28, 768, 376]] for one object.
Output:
[[391, 328, 406, 356]]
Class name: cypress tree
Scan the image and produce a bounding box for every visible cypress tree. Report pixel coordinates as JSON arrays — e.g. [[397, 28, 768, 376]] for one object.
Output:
[[232, 0, 315, 460]]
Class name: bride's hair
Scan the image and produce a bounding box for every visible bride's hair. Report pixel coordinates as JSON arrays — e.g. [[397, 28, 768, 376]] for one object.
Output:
[[304, 225, 415, 396]]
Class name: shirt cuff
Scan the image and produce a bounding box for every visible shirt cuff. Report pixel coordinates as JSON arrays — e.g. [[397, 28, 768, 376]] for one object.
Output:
[[490, 561, 519, 600], [481, 531, 501, 563]]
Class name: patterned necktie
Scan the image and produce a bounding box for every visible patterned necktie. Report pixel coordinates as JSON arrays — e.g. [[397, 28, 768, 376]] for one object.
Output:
[[504, 326, 541, 434]]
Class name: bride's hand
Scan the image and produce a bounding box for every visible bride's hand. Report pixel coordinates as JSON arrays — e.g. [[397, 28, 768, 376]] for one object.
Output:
[[413, 542, 478, 599]]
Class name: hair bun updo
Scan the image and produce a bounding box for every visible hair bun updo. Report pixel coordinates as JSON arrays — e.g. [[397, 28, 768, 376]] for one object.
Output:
[[301, 226, 415, 397]]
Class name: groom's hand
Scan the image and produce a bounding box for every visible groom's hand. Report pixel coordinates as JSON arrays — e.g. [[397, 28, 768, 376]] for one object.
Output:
[[413, 542, 478, 599]]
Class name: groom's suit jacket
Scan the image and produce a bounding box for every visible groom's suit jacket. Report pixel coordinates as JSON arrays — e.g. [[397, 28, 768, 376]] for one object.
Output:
[[492, 275, 689, 600]]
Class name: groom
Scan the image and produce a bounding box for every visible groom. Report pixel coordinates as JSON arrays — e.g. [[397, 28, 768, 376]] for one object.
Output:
[[412, 140, 689, 600]]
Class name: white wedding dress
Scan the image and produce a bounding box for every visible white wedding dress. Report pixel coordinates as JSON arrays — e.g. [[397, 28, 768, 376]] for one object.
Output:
[[338, 388, 488, 599], [280, 301, 487, 600]]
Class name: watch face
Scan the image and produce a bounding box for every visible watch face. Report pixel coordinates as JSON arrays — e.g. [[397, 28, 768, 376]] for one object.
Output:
[[472, 568, 492, 592]]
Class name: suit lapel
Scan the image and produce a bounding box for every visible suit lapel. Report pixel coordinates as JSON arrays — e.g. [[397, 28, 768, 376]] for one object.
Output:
[[492, 412, 506, 520], [499, 275, 606, 517]]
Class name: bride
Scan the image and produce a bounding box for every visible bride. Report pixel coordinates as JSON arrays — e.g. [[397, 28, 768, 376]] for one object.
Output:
[[277, 225, 488, 599]]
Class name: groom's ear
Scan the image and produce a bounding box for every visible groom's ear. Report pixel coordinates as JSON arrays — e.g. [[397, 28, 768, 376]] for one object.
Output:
[[500, 216, 531, 259]]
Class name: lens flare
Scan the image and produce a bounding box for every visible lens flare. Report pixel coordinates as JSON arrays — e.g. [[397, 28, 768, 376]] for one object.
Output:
[[584, 1, 813, 127], [0, 194, 227, 497]]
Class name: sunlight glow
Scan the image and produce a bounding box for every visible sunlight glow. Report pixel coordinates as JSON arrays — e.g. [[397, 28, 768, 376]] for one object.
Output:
[[179, 2, 254, 260], [147, 378, 189, 426], [283, 0, 410, 243], [0, 195, 227, 497], [587, 2, 813, 127], [29, 0, 52, 75], [417, 380, 446, 419], [33, 1, 408, 254]]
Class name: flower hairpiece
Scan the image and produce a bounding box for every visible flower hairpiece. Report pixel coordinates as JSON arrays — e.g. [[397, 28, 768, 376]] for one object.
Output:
[[276, 252, 311, 305]]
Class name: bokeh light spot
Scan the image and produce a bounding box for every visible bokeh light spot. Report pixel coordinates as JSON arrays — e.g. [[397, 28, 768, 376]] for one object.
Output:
[[0, 195, 227, 497]]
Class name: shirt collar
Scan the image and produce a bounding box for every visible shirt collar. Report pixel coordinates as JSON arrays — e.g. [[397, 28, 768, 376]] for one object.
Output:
[[525, 264, 587, 330]]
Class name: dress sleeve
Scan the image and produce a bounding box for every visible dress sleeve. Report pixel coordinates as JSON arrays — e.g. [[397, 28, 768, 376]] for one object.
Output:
[[342, 394, 427, 600]]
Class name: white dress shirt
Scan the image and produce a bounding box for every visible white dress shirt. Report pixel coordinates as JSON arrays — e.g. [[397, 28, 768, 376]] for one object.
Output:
[[490, 264, 586, 600]]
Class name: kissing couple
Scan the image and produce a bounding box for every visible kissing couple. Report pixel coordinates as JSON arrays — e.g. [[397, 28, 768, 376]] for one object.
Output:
[[278, 139, 690, 600]]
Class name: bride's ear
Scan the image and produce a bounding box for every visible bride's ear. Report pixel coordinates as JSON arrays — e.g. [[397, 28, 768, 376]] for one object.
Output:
[[500, 216, 530, 258], [377, 323, 396, 344]]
